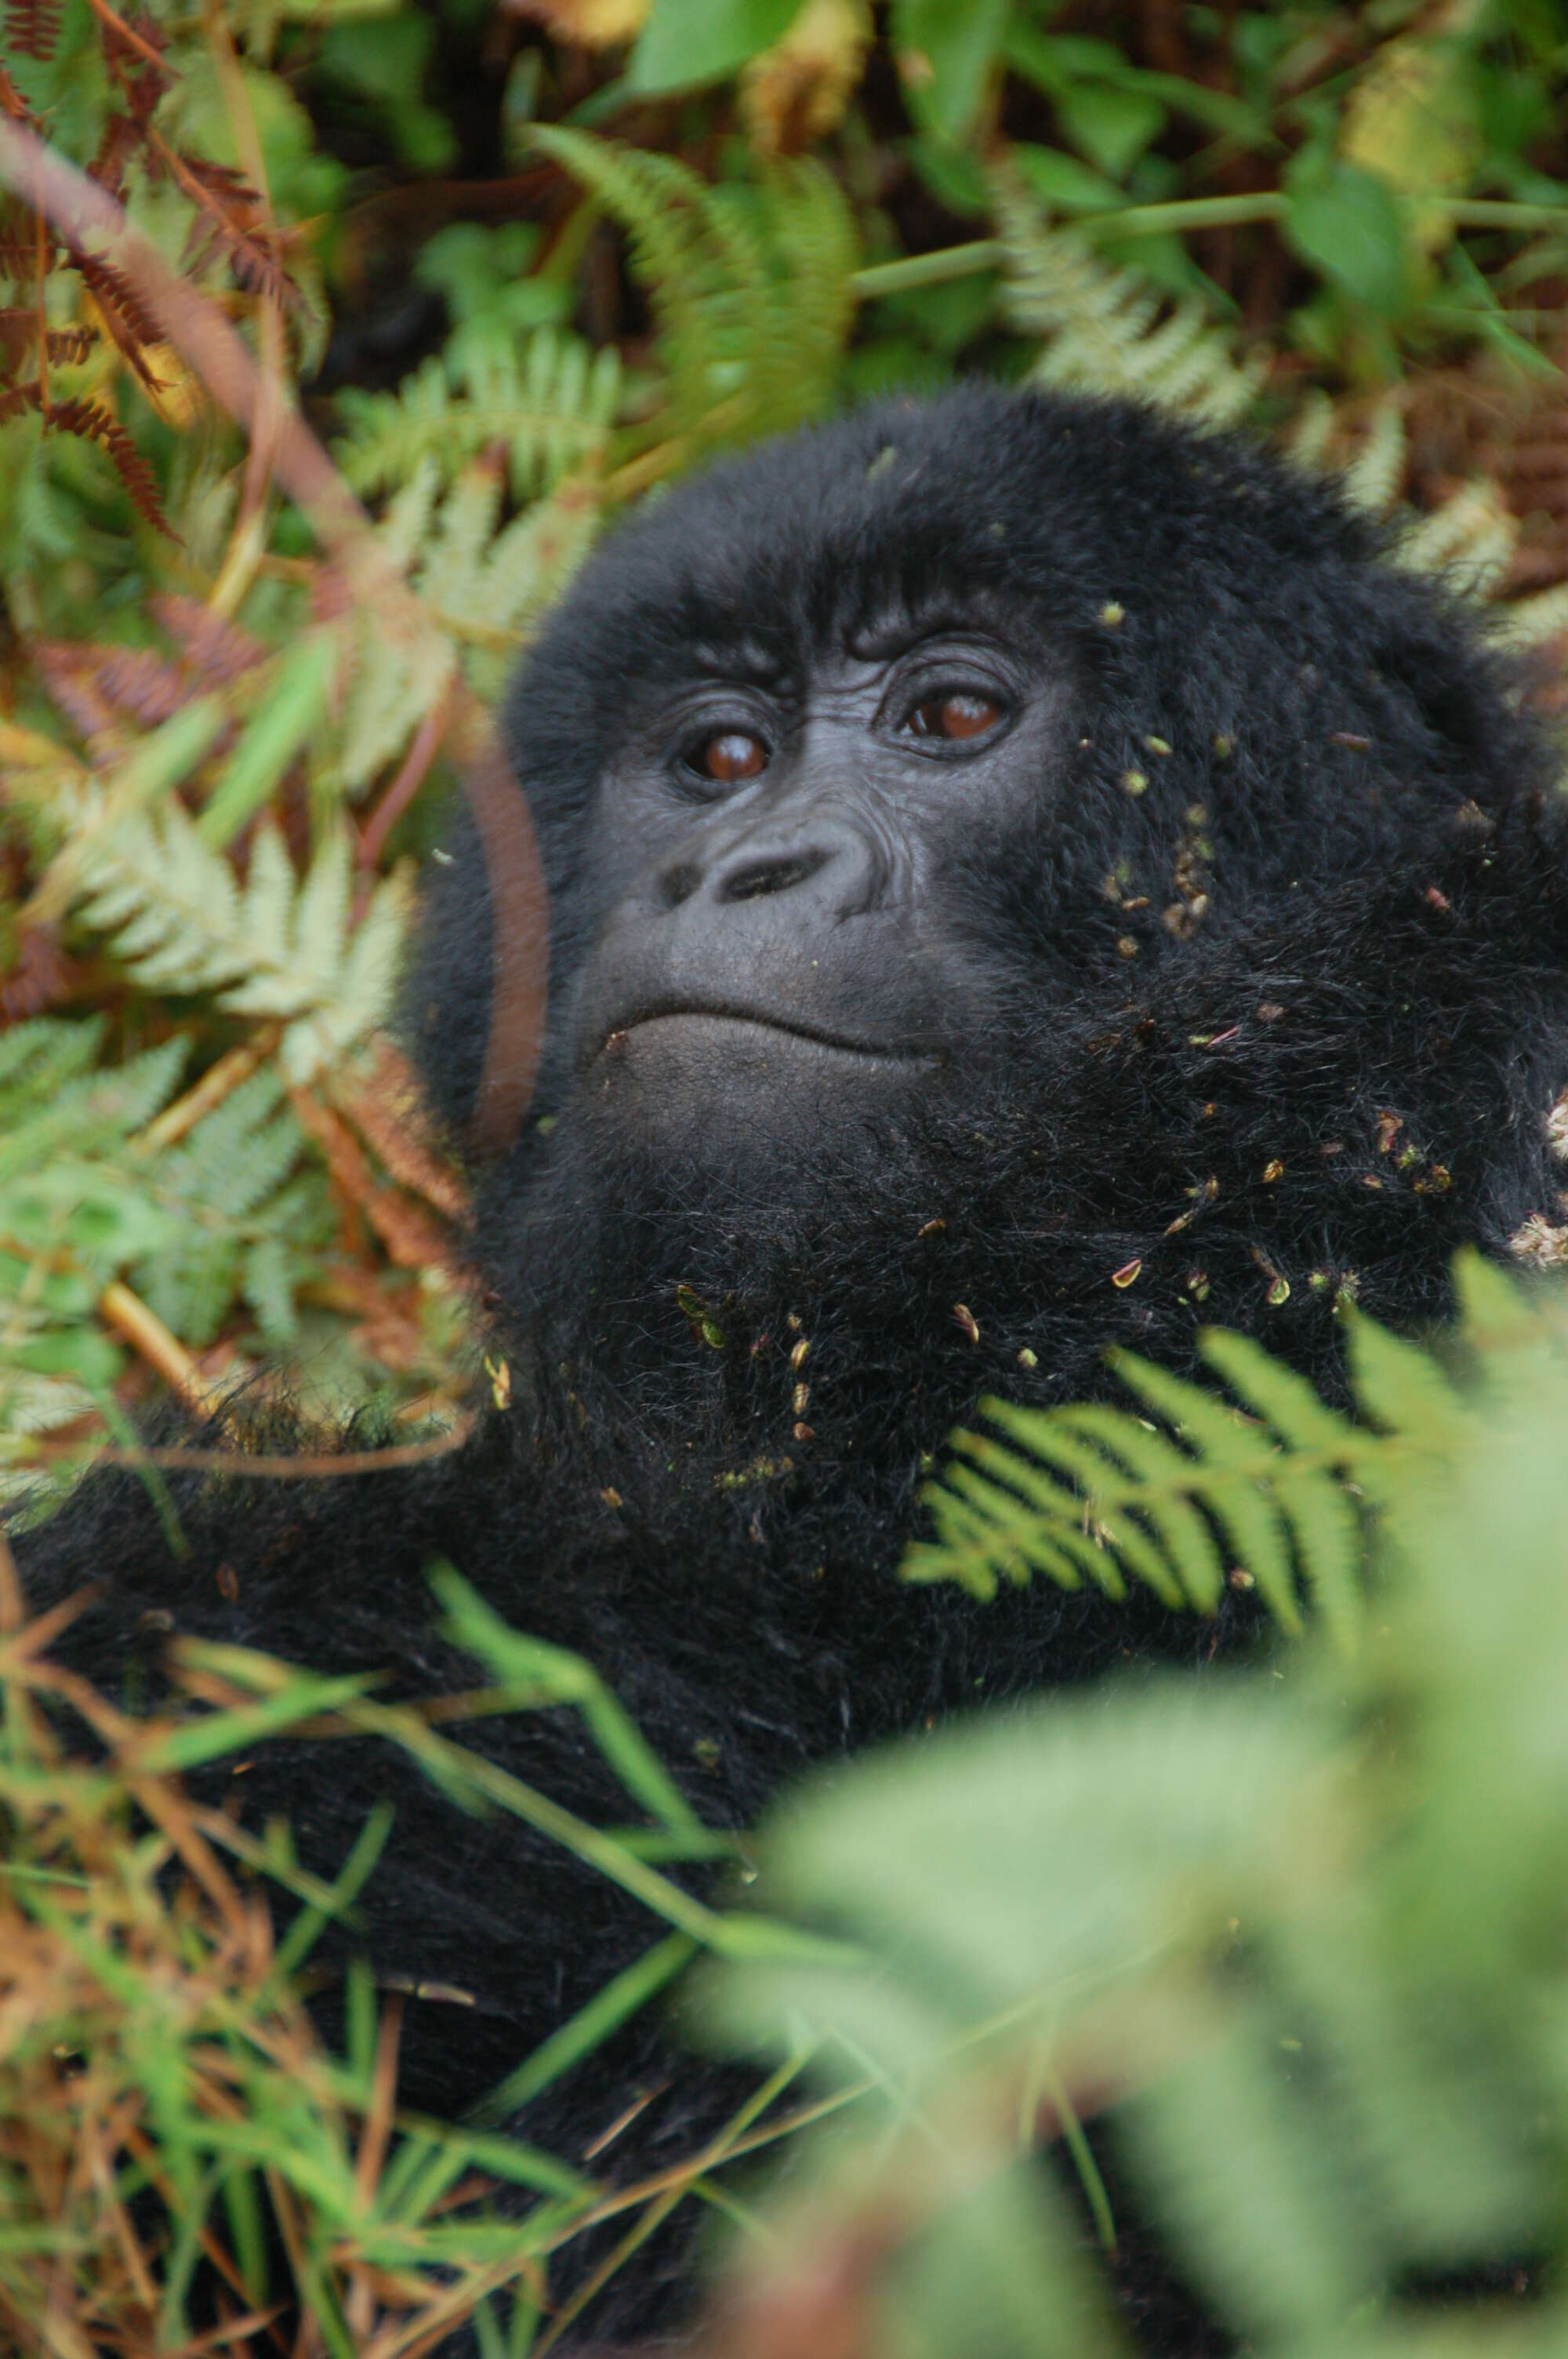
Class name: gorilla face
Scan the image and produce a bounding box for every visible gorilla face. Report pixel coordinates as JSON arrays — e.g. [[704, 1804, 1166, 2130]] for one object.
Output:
[[565, 616, 1074, 1174], [415, 385, 1559, 1347]]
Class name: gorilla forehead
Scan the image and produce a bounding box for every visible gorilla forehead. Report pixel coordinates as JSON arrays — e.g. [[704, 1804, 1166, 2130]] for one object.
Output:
[[597, 387, 1377, 649]]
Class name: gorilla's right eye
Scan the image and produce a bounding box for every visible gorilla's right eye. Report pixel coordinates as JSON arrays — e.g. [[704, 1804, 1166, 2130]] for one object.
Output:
[[686, 729, 769, 784]]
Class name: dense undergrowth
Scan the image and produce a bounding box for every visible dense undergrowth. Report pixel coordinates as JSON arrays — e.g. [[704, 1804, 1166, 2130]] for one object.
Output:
[[5, 0, 1568, 2350]]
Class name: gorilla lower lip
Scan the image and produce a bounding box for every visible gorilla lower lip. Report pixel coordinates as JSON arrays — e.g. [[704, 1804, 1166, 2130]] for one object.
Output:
[[595, 1009, 931, 1064]]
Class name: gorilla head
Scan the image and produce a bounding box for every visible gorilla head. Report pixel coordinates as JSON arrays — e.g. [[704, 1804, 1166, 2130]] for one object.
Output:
[[416, 385, 1565, 1436]]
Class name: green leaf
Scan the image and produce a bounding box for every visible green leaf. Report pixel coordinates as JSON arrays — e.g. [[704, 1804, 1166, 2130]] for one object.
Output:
[[1012, 144, 1125, 214], [1057, 82, 1166, 180], [9, 1329, 122, 1386], [198, 634, 339, 852], [0, 1165, 180, 1270], [628, 0, 800, 93], [1283, 155, 1414, 318], [891, 0, 1013, 145]]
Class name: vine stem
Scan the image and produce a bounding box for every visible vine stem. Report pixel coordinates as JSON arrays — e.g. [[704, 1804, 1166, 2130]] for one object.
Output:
[[851, 191, 1568, 302]]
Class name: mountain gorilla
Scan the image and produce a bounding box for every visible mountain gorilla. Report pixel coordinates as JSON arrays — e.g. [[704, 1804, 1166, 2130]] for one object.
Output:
[[24, 386, 1568, 2348]]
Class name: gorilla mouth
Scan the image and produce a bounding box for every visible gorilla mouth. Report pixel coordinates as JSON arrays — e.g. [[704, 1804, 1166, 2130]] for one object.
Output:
[[591, 1003, 937, 1067]]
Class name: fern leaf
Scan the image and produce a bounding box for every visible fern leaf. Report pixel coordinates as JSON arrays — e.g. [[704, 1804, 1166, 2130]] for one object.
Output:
[[1340, 402, 1406, 515], [1193, 1330, 1375, 1645], [532, 132, 727, 442], [242, 1231, 299, 1350], [153, 1070, 301, 1221], [118, 1070, 315, 1348], [1283, 390, 1334, 472], [905, 1307, 1450, 1644], [237, 822, 297, 978], [0, 1012, 103, 1102], [65, 794, 411, 1080], [1494, 580, 1568, 649], [531, 129, 855, 449], [377, 453, 444, 569], [1395, 484, 1515, 597], [1192, 1330, 1359, 1458], [1105, 1354, 1304, 1633], [760, 160, 858, 433], [1054, 1405, 1226, 1612], [337, 627, 457, 798], [0, 1038, 190, 1190], [920, 1434, 1127, 1600], [1341, 1310, 1469, 1439], [990, 165, 1266, 427], [277, 863, 415, 1085], [73, 790, 245, 994], [1269, 1465, 1363, 1652], [419, 460, 506, 619], [335, 329, 619, 501], [1450, 1245, 1554, 1355], [288, 831, 352, 1004], [463, 480, 604, 696], [996, 1405, 1203, 1608]]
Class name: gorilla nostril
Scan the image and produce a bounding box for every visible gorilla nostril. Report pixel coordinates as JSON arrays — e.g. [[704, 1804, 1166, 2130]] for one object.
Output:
[[660, 861, 702, 909], [723, 849, 830, 903]]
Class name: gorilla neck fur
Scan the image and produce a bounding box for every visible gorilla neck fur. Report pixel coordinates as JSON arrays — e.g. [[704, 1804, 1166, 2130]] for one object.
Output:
[[477, 1059, 1033, 1491]]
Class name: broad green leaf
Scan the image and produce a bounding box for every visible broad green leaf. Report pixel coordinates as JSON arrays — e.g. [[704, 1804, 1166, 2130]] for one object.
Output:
[[1013, 143, 1125, 214], [628, 0, 799, 93], [1283, 154, 1414, 317], [891, 0, 1012, 145], [1058, 81, 1165, 180]]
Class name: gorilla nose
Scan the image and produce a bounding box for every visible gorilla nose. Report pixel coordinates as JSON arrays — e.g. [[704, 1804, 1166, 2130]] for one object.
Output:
[[658, 815, 885, 916], [719, 845, 831, 903]]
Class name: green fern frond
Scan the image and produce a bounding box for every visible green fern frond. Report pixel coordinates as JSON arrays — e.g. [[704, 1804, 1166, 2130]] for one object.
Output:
[[1493, 580, 1568, 649], [990, 167, 1267, 427], [150, 1067, 302, 1223], [0, 1034, 189, 1190], [64, 793, 412, 1082], [531, 129, 856, 449], [1309, 398, 1523, 602], [0, 1019, 328, 1434], [749, 159, 860, 438], [337, 622, 457, 799], [1282, 389, 1334, 471], [129, 1076, 318, 1349], [336, 456, 603, 780], [334, 328, 620, 501], [0, 1023, 192, 1424], [1338, 401, 1406, 515], [448, 478, 606, 703], [0, 1012, 105, 1104], [904, 1274, 1515, 1647], [1395, 483, 1515, 594]]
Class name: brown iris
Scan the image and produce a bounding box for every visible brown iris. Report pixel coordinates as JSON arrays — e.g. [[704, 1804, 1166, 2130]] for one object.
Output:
[[909, 692, 1002, 741], [695, 730, 768, 782]]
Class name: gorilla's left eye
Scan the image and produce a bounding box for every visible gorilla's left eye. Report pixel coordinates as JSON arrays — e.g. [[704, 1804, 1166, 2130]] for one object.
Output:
[[906, 692, 1004, 743]]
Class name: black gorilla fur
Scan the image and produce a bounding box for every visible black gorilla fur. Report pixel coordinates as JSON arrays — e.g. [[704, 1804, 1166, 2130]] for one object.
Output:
[[25, 385, 1568, 2350]]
